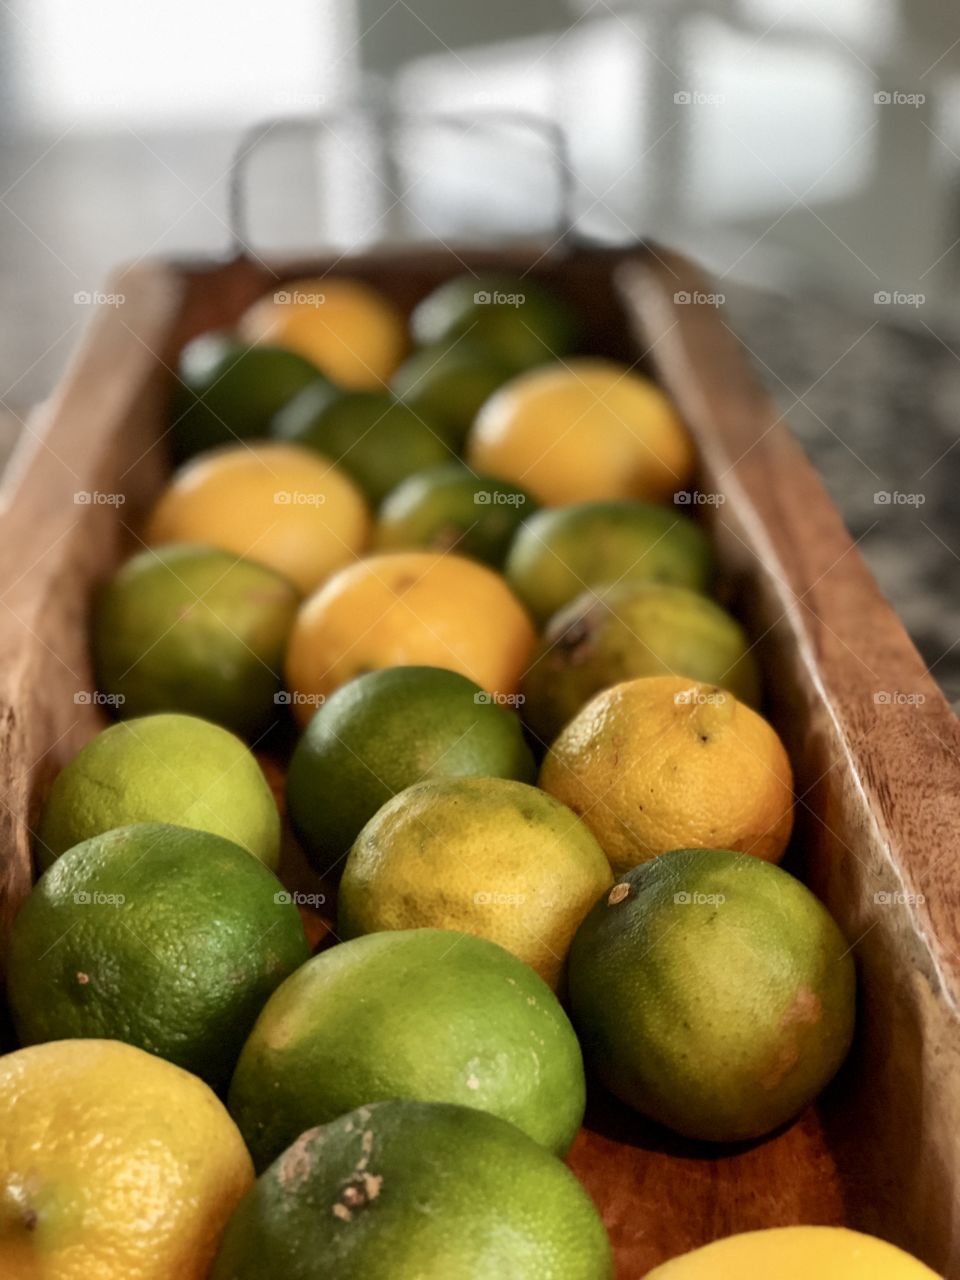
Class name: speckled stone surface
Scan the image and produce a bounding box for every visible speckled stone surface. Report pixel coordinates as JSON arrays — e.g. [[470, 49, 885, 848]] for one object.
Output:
[[724, 283, 960, 706]]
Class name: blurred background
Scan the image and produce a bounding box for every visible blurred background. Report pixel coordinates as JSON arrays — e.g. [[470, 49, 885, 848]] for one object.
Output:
[[1, 0, 958, 694]]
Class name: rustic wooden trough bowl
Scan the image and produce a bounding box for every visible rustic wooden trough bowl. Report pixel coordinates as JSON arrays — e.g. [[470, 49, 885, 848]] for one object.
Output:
[[0, 241, 958, 1277]]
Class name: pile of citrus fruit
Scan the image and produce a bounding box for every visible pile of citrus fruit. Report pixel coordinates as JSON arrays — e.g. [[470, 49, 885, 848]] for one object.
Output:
[[0, 271, 937, 1279]]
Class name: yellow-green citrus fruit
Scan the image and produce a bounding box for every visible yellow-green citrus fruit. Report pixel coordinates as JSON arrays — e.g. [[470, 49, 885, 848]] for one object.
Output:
[[522, 583, 760, 745], [339, 777, 612, 988], [146, 442, 370, 594], [504, 499, 715, 626], [211, 1100, 613, 1280], [286, 666, 535, 876], [228, 928, 586, 1170], [410, 273, 580, 373], [272, 386, 453, 506], [238, 276, 408, 389], [93, 544, 300, 738], [646, 1226, 939, 1279], [0, 1039, 253, 1280], [37, 712, 280, 870], [568, 850, 856, 1142], [467, 359, 695, 506], [540, 676, 794, 872], [170, 333, 328, 460], [376, 464, 538, 567], [8, 823, 309, 1089]]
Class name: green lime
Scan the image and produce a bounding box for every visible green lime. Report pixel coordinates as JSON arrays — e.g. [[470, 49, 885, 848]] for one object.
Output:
[[522, 582, 761, 744], [228, 928, 585, 1170], [36, 713, 281, 871], [211, 1100, 613, 1280], [7, 822, 309, 1090], [390, 342, 514, 450], [411, 273, 580, 373], [171, 333, 327, 461], [375, 464, 538, 567], [286, 666, 535, 876], [271, 385, 452, 506], [93, 544, 300, 738], [568, 849, 856, 1142], [505, 499, 717, 626]]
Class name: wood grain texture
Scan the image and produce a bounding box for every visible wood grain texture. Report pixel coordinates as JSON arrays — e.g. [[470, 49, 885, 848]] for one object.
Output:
[[0, 242, 955, 1276], [619, 248, 960, 1274], [0, 264, 181, 969]]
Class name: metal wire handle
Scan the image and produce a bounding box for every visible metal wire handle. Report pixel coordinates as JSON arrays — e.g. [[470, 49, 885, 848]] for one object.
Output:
[[228, 105, 577, 256]]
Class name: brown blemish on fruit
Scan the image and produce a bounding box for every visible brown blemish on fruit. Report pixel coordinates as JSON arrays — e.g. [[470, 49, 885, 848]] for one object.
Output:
[[342, 1172, 383, 1207], [782, 986, 822, 1028], [329, 1118, 381, 1223], [548, 600, 607, 669], [608, 883, 632, 906], [760, 987, 823, 1089], [276, 1129, 322, 1191], [23, 1209, 37, 1231], [76, 972, 89, 985], [358, 1129, 374, 1167], [333, 1153, 383, 1223]]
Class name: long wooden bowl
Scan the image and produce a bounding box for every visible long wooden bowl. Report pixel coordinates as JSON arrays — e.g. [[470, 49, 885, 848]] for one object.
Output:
[[0, 242, 957, 1277]]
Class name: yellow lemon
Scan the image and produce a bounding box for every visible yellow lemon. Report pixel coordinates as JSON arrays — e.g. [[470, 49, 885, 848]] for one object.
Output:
[[647, 1226, 940, 1279], [284, 551, 536, 725], [238, 276, 407, 389], [0, 1039, 253, 1280], [466, 358, 696, 505], [339, 777, 613, 988], [146, 442, 370, 594], [539, 675, 793, 873]]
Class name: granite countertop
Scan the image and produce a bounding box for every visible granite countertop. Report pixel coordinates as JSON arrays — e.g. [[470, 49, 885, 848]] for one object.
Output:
[[724, 283, 960, 706]]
